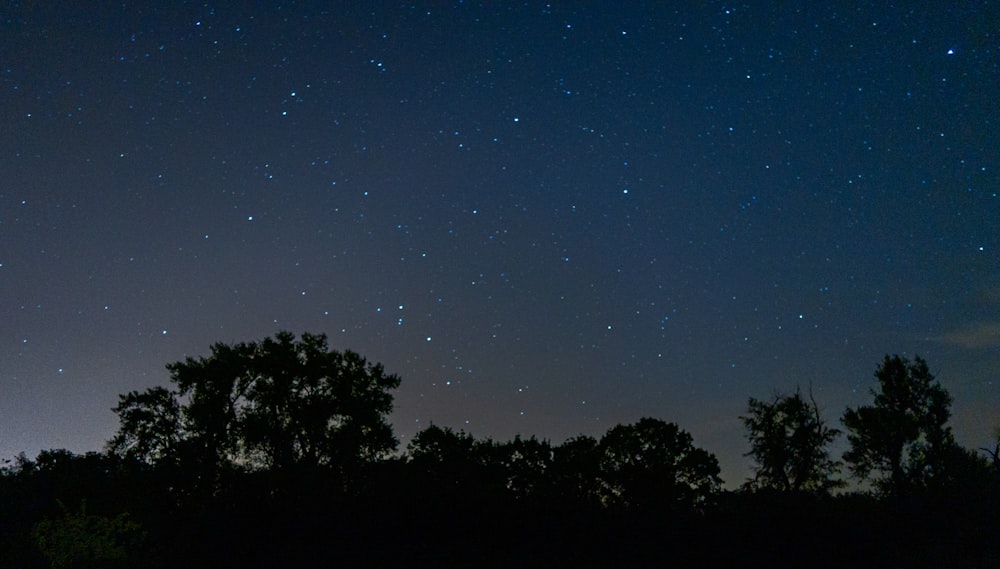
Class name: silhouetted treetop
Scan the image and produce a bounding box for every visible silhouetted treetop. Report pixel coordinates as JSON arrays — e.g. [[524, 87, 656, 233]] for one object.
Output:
[[108, 331, 400, 480], [407, 424, 478, 466], [599, 418, 722, 511], [842, 354, 954, 496], [107, 386, 181, 465], [5, 345, 1000, 568], [741, 388, 842, 493]]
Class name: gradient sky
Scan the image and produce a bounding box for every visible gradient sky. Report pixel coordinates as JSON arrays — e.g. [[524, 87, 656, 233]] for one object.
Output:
[[2, 2, 998, 485]]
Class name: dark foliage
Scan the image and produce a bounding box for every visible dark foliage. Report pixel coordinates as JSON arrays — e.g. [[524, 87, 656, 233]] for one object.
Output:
[[741, 388, 842, 493], [842, 354, 956, 496], [107, 331, 400, 490], [597, 418, 722, 511], [2, 345, 998, 567]]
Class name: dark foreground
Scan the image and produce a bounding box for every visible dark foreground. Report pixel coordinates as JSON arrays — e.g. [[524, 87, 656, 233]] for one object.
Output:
[[3, 458, 997, 568]]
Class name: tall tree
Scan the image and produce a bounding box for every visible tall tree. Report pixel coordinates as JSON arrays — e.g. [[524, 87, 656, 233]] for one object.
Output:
[[107, 386, 182, 465], [230, 332, 400, 470], [842, 354, 954, 495], [598, 418, 721, 511], [741, 388, 842, 493], [108, 331, 400, 478]]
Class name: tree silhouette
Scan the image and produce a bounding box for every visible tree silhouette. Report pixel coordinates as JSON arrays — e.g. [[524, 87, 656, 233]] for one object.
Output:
[[406, 424, 483, 490], [598, 418, 721, 511], [741, 388, 842, 493], [980, 427, 1000, 475], [842, 354, 954, 496], [107, 386, 181, 465], [406, 424, 477, 463], [486, 435, 554, 500], [109, 331, 400, 481], [549, 435, 603, 505], [9, 341, 1000, 567]]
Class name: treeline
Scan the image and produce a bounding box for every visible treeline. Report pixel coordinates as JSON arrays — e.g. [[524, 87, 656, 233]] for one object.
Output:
[[1, 332, 998, 567]]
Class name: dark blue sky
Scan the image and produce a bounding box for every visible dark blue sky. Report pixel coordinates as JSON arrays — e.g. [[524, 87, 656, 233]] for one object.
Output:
[[2, 2, 998, 484]]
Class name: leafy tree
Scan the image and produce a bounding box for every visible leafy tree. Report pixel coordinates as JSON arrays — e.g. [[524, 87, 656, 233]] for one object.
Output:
[[108, 331, 400, 479], [107, 386, 181, 465], [598, 418, 721, 511], [486, 435, 553, 500], [741, 388, 842, 493], [407, 427, 568, 503], [406, 424, 481, 483], [235, 332, 399, 470], [406, 425, 509, 505], [550, 435, 603, 505], [10, 450, 134, 514], [842, 354, 954, 496]]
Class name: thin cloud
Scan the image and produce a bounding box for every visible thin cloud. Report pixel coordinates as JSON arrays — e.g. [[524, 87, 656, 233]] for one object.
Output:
[[937, 322, 1000, 349]]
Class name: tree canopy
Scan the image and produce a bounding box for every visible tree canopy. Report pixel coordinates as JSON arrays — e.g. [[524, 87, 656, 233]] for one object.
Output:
[[108, 331, 400, 480], [598, 418, 722, 510], [741, 388, 842, 493], [3, 347, 999, 567], [842, 354, 954, 496], [107, 386, 181, 465]]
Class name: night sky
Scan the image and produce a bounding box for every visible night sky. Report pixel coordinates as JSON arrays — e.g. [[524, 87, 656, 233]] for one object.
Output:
[[2, 2, 998, 485]]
